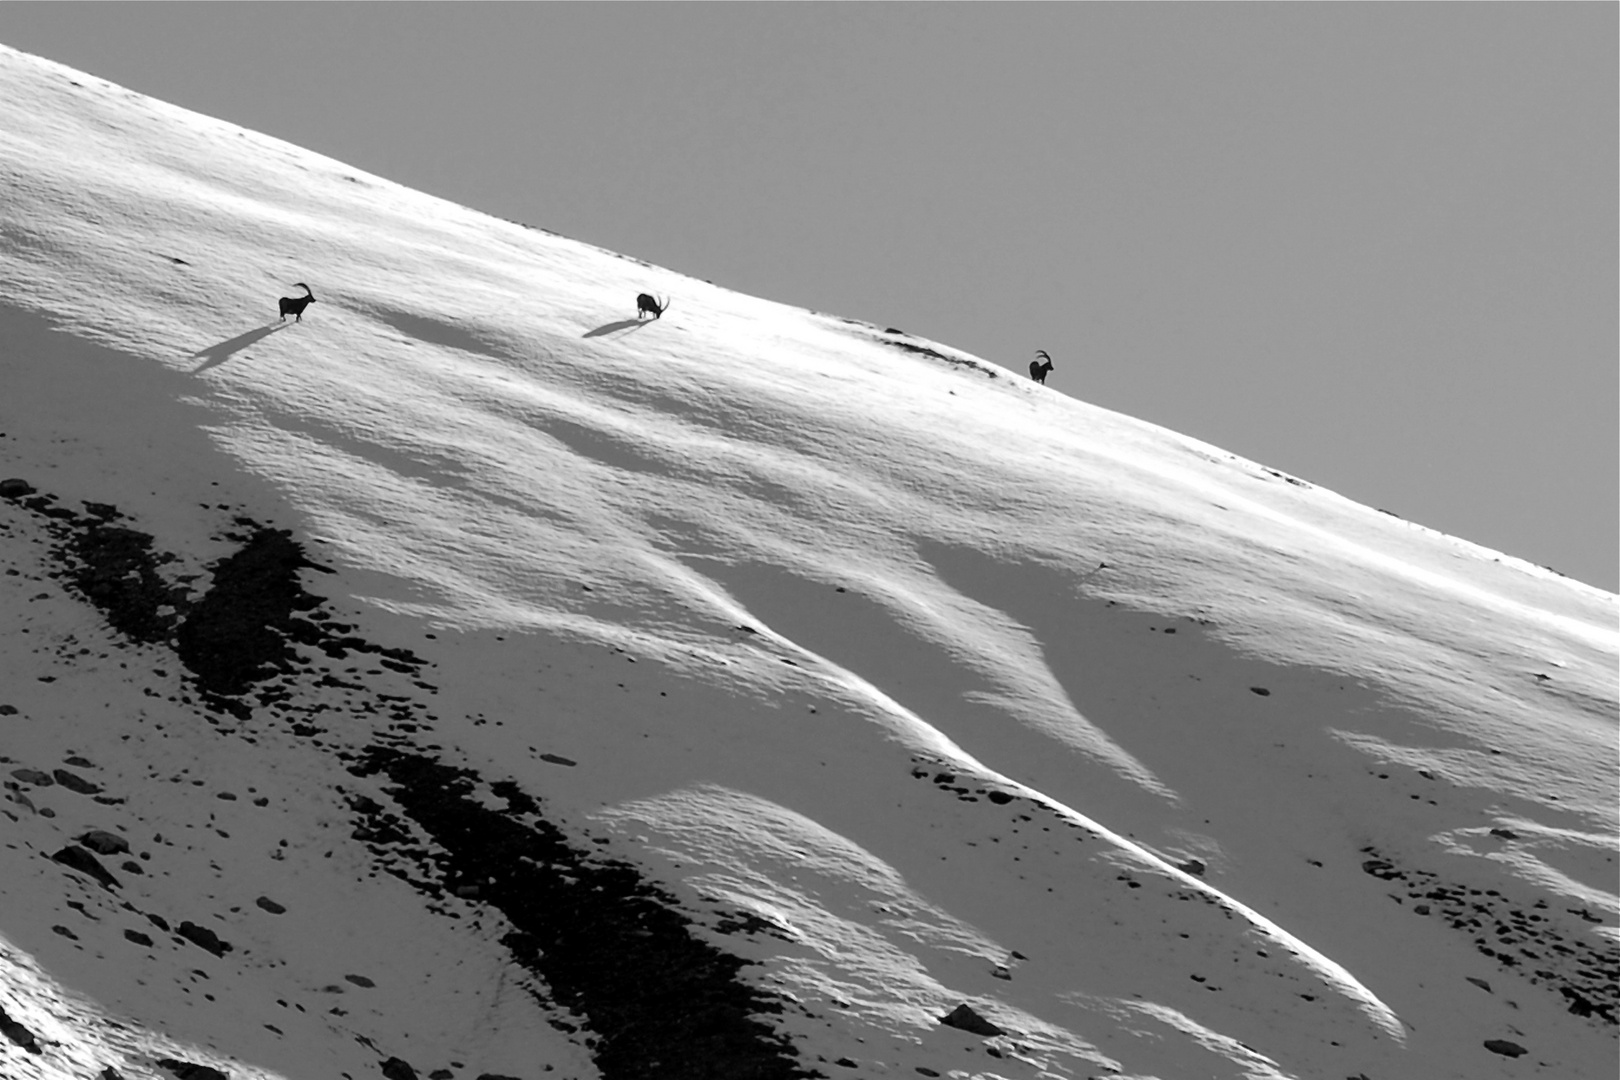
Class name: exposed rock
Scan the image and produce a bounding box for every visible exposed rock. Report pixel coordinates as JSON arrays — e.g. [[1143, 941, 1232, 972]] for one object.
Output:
[[381, 1057, 419, 1080], [52, 768, 102, 794], [1482, 1039, 1526, 1057], [50, 844, 120, 889], [939, 1003, 1004, 1037], [177, 920, 233, 957], [255, 895, 287, 914], [0, 478, 36, 499], [157, 1060, 229, 1080], [0, 1003, 43, 1053], [10, 767, 53, 786], [78, 829, 130, 855], [1177, 858, 1207, 877]]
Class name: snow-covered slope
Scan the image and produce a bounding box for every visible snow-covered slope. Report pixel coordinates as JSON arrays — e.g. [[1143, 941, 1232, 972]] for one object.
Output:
[[1, 45, 1615, 1080]]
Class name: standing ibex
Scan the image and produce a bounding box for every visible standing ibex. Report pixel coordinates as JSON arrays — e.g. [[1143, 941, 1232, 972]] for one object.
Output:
[[278, 283, 317, 323], [1029, 350, 1054, 384], [636, 293, 669, 320]]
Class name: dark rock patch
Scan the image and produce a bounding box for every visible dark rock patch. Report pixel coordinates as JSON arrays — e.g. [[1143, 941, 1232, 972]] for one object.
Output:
[[53, 768, 102, 794], [174, 527, 328, 708], [939, 1003, 1003, 1037], [50, 844, 120, 890], [157, 1060, 230, 1080], [177, 920, 233, 957], [1361, 845, 1618, 1025], [381, 1058, 419, 1080], [0, 1002, 43, 1053], [1483, 1039, 1527, 1058], [349, 748, 815, 1080]]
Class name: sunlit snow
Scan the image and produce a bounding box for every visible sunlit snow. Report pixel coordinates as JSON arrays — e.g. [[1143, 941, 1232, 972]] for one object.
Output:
[[1, 45, 1615, 1080]]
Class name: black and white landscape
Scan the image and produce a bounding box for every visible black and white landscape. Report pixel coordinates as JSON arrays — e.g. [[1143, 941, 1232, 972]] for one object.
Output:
[[1, 46, 1615, 1080]]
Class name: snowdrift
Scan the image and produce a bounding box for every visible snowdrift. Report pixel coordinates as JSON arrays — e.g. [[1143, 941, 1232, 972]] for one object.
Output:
[[1, 45, 1615, 1080]]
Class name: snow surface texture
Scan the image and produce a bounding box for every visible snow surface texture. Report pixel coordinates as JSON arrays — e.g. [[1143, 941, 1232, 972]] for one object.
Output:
[[1, 44, 1616, 1080]]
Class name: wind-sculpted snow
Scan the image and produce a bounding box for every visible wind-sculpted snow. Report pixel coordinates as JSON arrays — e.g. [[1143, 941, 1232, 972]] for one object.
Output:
[[2, 43, 1616, 1080]]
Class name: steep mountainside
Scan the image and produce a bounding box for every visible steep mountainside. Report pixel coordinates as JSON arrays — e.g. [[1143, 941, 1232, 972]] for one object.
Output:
[[1, 45, 1615, 1080]]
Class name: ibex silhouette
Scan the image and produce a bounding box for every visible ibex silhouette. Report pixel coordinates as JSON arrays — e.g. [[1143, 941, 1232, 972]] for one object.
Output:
[[636, 293, 669, 320], [278, 283, 317, 323], [1029, 350, 1054, 384]]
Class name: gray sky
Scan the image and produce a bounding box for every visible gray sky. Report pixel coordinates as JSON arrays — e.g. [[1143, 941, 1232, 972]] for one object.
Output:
[[3, 3, 1615, 591]]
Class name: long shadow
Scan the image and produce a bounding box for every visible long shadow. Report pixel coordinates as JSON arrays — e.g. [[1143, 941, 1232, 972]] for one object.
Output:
[[191, 323, 285, 372], [583, 318, 647, 339]]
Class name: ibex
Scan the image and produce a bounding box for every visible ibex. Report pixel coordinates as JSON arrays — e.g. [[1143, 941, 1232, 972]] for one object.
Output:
[[636, 293, 669, 320], [1029, 350, 1054, 384], [278, 283, 317, 323]]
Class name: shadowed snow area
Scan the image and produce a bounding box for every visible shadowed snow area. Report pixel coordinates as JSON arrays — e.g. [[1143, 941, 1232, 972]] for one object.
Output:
[[1, 45, 1615, 1080]]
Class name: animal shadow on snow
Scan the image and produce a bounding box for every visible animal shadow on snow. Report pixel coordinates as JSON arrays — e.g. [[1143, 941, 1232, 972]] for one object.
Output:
[[191, 323, 285, 372], [583, 318, 648, 339]]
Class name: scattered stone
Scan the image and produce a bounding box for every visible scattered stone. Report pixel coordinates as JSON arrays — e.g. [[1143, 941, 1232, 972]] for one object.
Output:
[[939, 1003, 1004, 1037], [1249, 686, 1271, 696], [50, 845, 120, 889], [78, 829, 130, 855], [834, 1060, 858, 1069], [430, 1072, 455, 1080], [986, 790, 1013, 805], [101, 1068, 125, 1080], [1466, 977, 1492, 993], [124, 929, 154, 947], [1177, 858, 1207, 877], [381, 1057, 419, 1080], [344, 974, 375, 988], [0, 478, 36, 499], [0, 704, 18, 715], [255, 896, 287, 915], [1489, 828, 1519, 841], [1483, 1039, 1527, 1058], [156, 1060, 229, 1080], [0, 1003, 43, 1053], [1360, 859, 1400, 880], [538, 753, 576, 767], [177, 920, 233, 957], [52, 768, 102, 794], [10, 768, 52, 786]]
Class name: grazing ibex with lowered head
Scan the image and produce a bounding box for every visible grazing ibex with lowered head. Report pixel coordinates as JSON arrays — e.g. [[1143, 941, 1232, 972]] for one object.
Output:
[[636, 293, 669, 320], [278, 283, 317, 323], [1029, 350, 1054, 384]]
